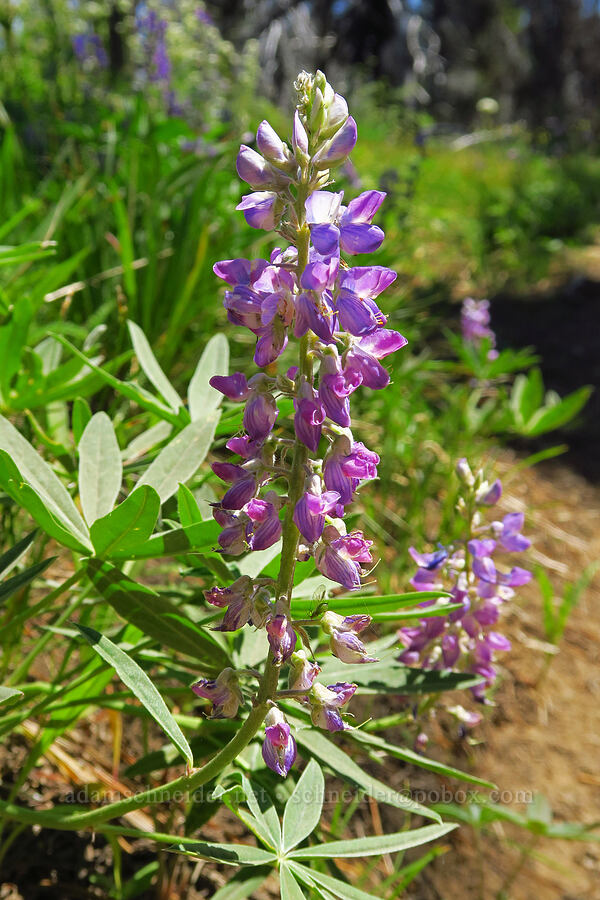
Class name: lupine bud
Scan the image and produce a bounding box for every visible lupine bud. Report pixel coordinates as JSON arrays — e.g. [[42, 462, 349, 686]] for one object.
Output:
[[256, 120, 294, 168], [266, 613, 296, 663], [456, 457, 475, 487], [262, 707, 296, 776], [292, 111, 310, 165], [236, 192, 282, 230], [312, 117, 358, 169], [236, 145, 291, 191], [321, 93, 349, 139], [321, 610, 377, 663]]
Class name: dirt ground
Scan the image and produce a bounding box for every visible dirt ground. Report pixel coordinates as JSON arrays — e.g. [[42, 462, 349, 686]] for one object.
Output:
[[411, 449, 600, 900]]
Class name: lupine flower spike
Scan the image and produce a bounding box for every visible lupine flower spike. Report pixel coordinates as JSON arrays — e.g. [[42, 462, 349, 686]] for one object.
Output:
[[398, 458, 531, 704], [191, 71, 407, 775]]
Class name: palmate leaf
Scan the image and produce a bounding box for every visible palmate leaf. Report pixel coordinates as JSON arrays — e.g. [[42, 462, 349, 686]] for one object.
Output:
[[289, 823, 457, 859], [137, 414, 221, 503], [85, 559, 229, 672], [189, 333, 229, 420], [75, 624, 193, 767], [78, 413, 122, 525], [282, 759, 324, 853]]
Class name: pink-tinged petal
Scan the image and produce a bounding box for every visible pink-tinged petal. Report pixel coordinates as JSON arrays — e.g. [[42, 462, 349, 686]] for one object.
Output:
[[442, 634, 460, 667], [340, 266, 397, 299], [358, 328, 407, 358]]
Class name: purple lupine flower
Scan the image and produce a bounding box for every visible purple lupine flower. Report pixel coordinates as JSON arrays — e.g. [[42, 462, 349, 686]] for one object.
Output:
[[213, 258, 269, 288], [495, 513, 531, 552], [209, 373, 251, 401], [243, 390, 278, 440], [191, 668, 243, 718], [236, 193, 282, 230], [245, 496, 282, 550], [292, 110, 310, 163], [318, 352, 354, 426], [288, 650, 321, 692], [398, 465, 531, 704], [293, 486, 340, 543], [294, 381, 325, 452], [212, 462, 258, 511], [262, 707, 296, 776], [461, 297, 498, 360], [323, 437, 379, 508], [320, 609, 377, 662], [306, 190, 386, 257], [266, 613, 296, 663], [343, 328, 407, 390], [308, 681, 357, 731], [334, 266, 395, 335]]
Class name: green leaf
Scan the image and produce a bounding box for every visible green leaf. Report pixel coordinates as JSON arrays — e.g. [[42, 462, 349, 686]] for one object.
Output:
[[170, 841, 276, 867], [76, 623, 192, 767], [289, 823, 457, 859], [0, 417, 91, 549], [280, 865, 308, 900], [90, 486, 161, 558], [127, 320, 183, 411], [282, 759, 324, 852], [189, 333, 229, 420], [177, 483, 204, 527], [0, 530, 37, 580], [0, 556, 56, 604], [238, 541, 283, 579], [0, 686, 24, 707], [293, 726, 439, 821], [291, 591, 451, 619], [211, 870, 269, 900], [241, 776, 281, 851], [348, 730, 495, 789], [0, 452, 92, 554], [85, 559, 228, 671], [72, 397, 92, 446], [289, 862, 381, 900], [526, 386, 591, 437], [107, 520, 222, 561], [78, 413, 122, 525], [137, 414, 220, 503]]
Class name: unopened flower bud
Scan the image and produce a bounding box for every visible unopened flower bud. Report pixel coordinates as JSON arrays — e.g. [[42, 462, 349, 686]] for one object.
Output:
[[456, 457, 475, 487], [256, 120, 295, 170], [312, 117, 357, 169]]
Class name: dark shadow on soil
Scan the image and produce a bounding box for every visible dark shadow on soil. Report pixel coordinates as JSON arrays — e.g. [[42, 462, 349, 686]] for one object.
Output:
[[491, 277, 600, 482]]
